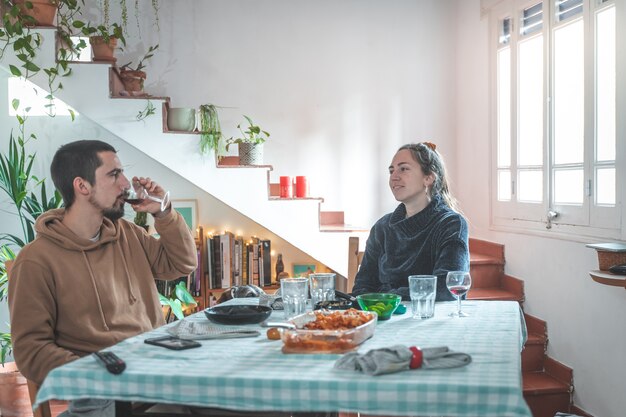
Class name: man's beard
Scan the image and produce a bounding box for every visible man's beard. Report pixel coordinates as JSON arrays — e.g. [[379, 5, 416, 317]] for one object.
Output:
[[89, 194, 125, 221]]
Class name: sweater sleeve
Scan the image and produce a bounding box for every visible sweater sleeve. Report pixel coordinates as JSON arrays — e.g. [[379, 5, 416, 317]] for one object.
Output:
[[8, 259, 80, 385], [139, 209, 198, 280], [351, 225, 383, 296]]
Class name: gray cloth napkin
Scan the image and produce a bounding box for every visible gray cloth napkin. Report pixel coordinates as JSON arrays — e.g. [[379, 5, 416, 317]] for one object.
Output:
[[334, 345, 472, 376]]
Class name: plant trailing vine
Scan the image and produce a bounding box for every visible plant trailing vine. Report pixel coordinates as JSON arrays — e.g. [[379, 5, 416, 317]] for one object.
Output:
[[136, 100, 155, 121], [198, 104, 223, 156]]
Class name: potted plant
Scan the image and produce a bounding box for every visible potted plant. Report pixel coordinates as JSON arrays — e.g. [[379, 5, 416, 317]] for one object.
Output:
[[133, 211, 149, 232], [159, 281, 197, 322], [12, 0, 57, 26], [226, 115, 270, 165], [117, 43, 158, 95], [79, 22, 126, 62], [197, 104, 222, 156], [0, 103, 62, 417]]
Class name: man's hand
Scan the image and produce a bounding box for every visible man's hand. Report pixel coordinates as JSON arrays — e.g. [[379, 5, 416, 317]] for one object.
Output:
[[130, 176, 171, 216]]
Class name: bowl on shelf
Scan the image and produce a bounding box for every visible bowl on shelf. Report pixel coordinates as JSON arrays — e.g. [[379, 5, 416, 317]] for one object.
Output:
[[356, 293, 402, 321], [204, 304, 272, 325]]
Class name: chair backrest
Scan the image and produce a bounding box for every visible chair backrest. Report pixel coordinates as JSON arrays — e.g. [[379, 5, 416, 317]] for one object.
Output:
[[347, 237, 364, 293], [5, 260, 52, 417]]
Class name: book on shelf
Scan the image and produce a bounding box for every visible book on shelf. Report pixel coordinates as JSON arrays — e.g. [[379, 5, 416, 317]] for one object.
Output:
[[261, 239, 272, 286], [192, 229, 273, 309]]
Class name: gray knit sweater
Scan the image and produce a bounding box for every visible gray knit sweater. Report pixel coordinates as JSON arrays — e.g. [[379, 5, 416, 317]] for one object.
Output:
[[352, 195, 469, 301]]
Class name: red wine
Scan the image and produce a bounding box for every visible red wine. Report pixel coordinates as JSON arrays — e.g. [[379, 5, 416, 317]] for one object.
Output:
[[448, 285, 469, 297], [124, 198, 143, 204]]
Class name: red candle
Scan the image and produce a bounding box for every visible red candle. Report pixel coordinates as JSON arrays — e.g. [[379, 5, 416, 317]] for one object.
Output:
[[295, 176, 308, 198], [280, 176, 293, 198]]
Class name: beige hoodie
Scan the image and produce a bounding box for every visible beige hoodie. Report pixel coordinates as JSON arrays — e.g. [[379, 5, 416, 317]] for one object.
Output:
[[8, 208, 197, 385]]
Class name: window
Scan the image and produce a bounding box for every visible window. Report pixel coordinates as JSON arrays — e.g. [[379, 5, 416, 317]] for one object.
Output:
[[490, 0, 622, 238]]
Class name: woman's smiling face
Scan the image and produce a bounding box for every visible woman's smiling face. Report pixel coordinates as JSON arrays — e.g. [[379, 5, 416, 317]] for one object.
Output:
[[388, 149, 434, 206]]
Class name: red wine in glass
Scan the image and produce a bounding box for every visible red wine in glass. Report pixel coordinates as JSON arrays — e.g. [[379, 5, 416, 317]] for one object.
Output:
[[124, 198, 143, 205], [446, 271, 471, 317], [448, 285, 469, 297], [123, 180, 170, 211]]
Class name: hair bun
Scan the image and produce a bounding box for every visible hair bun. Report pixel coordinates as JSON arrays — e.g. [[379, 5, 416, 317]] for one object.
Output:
[[422, 141, 437, 151]]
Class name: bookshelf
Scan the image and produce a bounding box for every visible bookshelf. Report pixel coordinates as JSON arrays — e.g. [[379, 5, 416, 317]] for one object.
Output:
[[193, 226, 280, 310]]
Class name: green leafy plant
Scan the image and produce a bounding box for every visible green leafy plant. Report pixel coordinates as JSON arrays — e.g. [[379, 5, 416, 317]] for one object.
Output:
[[0, 100, 63, 364], [225, 115, 270, 151], [159, 281, 197, 321], [198, 104, 222, 156], [120, 43, 158, 72], [1, 331, 11, 366], [78, 21, 126, 46], [136, 100, 155, 121], [0, 246, 16, 361], [0, 0, 89, 116], [133, 211, 147, 227]]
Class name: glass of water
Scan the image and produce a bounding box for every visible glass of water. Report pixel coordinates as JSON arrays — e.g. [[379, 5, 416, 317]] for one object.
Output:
[[280, 278, 308, 320], [309, 273, 335, 308], [408, 275, 437, 319]]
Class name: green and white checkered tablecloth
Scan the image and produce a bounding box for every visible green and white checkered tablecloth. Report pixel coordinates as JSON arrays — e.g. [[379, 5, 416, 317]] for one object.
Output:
[[36, 300, 531, 417]]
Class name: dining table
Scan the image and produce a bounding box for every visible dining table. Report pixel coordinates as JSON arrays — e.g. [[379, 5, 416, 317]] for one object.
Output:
[[35, 299, 532, 417]]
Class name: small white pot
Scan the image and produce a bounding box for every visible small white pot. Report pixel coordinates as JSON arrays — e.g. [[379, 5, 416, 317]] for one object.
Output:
[[167, 107, 197, 132]]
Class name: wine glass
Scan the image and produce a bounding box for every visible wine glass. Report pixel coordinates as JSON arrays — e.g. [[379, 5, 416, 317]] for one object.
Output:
[[123, 179, 170, 211], [446, 271, 471, 317]]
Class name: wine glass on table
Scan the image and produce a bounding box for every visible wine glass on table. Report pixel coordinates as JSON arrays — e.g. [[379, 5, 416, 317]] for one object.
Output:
[[123, 179, 170, 212], [446, 271, 471, 317]]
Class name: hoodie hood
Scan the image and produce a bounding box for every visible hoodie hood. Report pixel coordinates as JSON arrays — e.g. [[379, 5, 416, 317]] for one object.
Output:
[[35, 208, 121, 251]]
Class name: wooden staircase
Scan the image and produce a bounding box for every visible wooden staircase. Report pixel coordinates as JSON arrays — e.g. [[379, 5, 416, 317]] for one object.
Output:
[[468, 238, 591, 417]]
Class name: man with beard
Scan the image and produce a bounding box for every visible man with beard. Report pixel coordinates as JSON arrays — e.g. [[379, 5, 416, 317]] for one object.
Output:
[[8, 140, 197, 416]]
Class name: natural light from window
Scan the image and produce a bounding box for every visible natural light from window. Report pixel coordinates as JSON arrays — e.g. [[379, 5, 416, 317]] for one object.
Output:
[[8, 77, 77, 117]]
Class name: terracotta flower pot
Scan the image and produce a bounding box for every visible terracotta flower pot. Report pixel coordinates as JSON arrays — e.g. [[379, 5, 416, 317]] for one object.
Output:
[[0, 362, 32, 417], [119, 69, 147, 93], [89, 36, 118, 63], [15, 0, 56, 27]]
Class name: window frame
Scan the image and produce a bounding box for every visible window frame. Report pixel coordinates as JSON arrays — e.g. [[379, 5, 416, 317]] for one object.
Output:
[[488, 0, 625, 241]]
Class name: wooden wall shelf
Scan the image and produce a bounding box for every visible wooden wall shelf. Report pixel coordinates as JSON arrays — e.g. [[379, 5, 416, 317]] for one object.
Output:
[[588, 270, 626, 289]]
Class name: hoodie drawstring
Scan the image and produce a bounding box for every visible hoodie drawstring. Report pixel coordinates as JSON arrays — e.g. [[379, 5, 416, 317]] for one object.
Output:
[[117, 242, 138, 304], [81, 251, 110, 331]]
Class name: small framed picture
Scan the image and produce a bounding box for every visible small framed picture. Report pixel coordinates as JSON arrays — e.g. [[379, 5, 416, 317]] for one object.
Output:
[[172, 200, 198, 233], [292, 264, 316, 278]]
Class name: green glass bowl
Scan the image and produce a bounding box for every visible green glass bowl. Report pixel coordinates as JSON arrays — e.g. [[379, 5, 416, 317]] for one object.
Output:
[[356, 293, 402, 320]]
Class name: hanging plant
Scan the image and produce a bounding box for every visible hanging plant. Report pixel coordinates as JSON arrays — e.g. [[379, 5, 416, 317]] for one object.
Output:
[[198, 104, 222, 156]]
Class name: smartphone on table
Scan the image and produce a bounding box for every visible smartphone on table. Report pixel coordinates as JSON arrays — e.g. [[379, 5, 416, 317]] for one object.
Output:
[[144, 335, 201, 350]]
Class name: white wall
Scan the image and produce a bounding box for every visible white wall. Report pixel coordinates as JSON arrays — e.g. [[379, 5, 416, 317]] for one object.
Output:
[[123, 0, 459, 228], [455, 2, 626, 417]]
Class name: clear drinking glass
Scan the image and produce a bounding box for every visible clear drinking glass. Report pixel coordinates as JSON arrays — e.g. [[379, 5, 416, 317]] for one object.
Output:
[[309, 273, 335, 308], [408, 275, 437, 319], [281, 278, 308, 320], [446, 271, 471, 317], [123, 179, 170, 211]]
